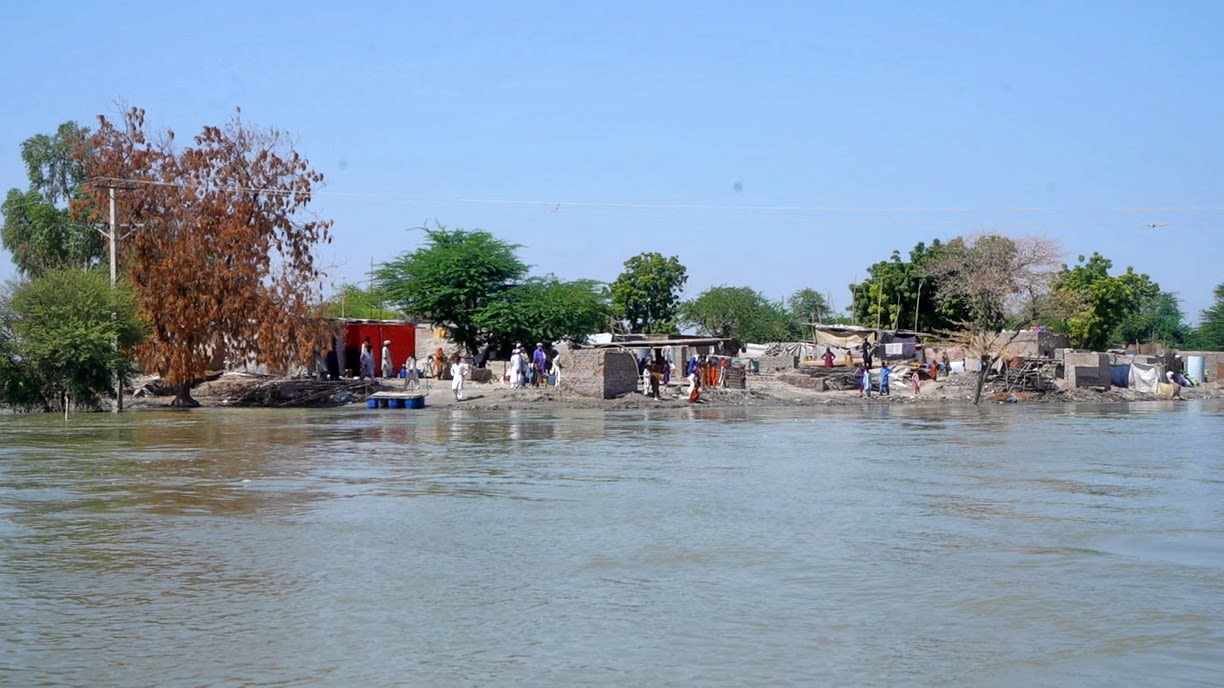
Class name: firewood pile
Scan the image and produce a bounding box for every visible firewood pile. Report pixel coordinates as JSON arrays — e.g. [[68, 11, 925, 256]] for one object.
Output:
[[212, 378, 375, 407], [991, 357, 1060, 393]]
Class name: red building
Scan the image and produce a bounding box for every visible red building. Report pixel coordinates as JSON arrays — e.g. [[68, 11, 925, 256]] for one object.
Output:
[[331, 319, 416, 378]]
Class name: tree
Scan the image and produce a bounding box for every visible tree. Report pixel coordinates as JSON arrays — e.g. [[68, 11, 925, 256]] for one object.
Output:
[[1, 122, 104, 276], [1191, 283, 1224, 351], [3, 269, 143, 411], [787, 288, 833, 328], [321, 283, 405, 320], [924, 234, 1060, 333], [1048, 252, 1168, 350], [475, 277, 611, 355], [82, 107, 332, 406], [681, 286, 792, 343], [923, 234, 1061, 404], [1113, 289, 1188, 348], [609, 252, 687, 334], [376, 225, 527, 356], [848, 239, 960, 333]]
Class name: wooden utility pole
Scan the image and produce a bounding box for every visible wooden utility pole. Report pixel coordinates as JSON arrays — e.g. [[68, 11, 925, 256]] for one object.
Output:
[[97, 183, 129, 413]]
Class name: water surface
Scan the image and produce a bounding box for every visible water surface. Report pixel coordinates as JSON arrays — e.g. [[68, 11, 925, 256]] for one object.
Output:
[[2, 401, 1222, 686]]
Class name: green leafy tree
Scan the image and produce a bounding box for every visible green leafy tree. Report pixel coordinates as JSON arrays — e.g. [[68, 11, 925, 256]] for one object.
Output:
[[3, 269, 144, 411], [848, 240, 960, 332], [609, 252, 687, 334], [375, 225, 527, 356], [0, 287, 41, 408], [1191, 283, 1224, 350], [321, 283, 404, 320], [680, 286, 792, 343], [1, 122, 104, 277], [1113, 290, 1188, 347], [1049, 253, 1164, 350], [787, 288, 833, 330], [475, 277, 611, 354]]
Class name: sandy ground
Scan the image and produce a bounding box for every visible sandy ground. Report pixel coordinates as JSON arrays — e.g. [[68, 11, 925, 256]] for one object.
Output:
[[136, 368, 1222, 412]]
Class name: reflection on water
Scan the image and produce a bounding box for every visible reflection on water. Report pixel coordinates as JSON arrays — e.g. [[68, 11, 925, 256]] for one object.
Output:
[[1, 401, 1223, 686]]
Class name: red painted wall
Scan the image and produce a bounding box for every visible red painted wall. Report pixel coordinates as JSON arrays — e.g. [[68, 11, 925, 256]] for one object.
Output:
[[340, 321, 416, 378]]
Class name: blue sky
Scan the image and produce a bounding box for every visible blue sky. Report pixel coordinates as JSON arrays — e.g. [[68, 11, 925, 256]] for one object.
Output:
[[2, 2, 1221, 321]]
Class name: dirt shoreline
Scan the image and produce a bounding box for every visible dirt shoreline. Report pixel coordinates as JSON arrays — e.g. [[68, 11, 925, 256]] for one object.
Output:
[[128, 371, 1223, 412]]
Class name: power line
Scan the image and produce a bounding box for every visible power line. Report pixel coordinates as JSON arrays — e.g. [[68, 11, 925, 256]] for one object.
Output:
[[51, 176, 1224, 215]]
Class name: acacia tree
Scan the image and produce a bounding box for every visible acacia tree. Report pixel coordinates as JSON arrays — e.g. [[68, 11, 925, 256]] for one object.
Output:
[[320, 283, 404, 320], [1, 122, 104, 276], [924, 234, 1061, 403], [375, 225, 527, 356], [787, 288, 833, 331], [82, 107, 332, 406], [475, 277, 610, 355], [681, 286, 792, 343], [924, 234, 1060, 333], [609, 252, 687, 334]]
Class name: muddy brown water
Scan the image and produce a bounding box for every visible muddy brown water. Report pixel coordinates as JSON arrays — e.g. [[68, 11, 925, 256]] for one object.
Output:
[[2, 401, 1222, 686]]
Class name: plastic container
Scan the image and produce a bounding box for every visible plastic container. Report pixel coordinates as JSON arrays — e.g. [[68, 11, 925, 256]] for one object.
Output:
[[406, 397, 425, 409], [366, 398, 379, 409], [1187, 355, 1205, 384], [388, 398, 403, 409]]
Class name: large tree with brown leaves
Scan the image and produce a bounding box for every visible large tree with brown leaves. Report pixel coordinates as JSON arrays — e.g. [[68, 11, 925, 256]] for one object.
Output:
[[82, 107, 332, 405]]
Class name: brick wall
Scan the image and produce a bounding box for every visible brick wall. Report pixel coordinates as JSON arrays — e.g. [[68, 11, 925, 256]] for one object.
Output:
[[563, 349, 640, 398]]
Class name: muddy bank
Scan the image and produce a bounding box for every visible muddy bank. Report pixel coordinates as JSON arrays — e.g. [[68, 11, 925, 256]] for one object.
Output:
[[127, 370, 1224, 412]]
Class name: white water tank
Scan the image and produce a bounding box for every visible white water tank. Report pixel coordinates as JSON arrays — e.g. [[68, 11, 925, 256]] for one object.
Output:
[[1186, 355, 1206, 384]]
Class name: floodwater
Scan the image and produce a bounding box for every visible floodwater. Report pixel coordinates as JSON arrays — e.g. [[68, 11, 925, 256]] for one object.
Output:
[[1, 401, 1222, 686]]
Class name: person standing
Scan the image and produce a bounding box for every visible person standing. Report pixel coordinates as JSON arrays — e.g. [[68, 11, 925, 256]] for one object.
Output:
[[510, 346, 527, 388], [548, 352, 561, 387], [380, 340, 393, 379], [450, 354, 469, 400], [532, 343, 548, 387], [359, 342, 375, 380], [879, 363, 891, 396], [433, 348, 446, 379], [861, 341, 873, 370], [687, 365, 701, 403], [822, 348, 836, 368], [403, 351, 419, 389]]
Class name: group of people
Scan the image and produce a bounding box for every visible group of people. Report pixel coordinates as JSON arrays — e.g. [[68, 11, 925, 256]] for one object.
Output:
[[401, 347, 470, 400], [508, 343, 559, 389], [853, 362, 895, 397]]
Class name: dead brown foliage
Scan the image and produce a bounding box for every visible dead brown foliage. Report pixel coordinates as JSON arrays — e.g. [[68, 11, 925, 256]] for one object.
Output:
[[81, 107, 332, 397]]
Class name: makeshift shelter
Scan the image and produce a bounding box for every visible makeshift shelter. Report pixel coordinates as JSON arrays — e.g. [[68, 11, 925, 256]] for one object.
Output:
[[332, 318, 416, 379]]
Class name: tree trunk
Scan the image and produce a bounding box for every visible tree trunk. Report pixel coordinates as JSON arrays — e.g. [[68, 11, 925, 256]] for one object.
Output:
[[973, 354, 991, 405], [171, 383, 200, 408]]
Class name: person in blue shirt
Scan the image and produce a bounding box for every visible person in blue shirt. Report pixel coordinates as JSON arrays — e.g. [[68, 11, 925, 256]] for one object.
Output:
[[532, 343, 548, 387], [879, 363, 891, 396]]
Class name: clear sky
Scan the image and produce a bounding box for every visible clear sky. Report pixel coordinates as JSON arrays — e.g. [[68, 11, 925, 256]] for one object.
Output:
[[2, 2, 1221, 321]]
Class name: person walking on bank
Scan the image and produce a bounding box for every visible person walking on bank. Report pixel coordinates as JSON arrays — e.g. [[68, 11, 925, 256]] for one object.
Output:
[[450, 354, 469, 400], [403, 351, 419, 390]]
